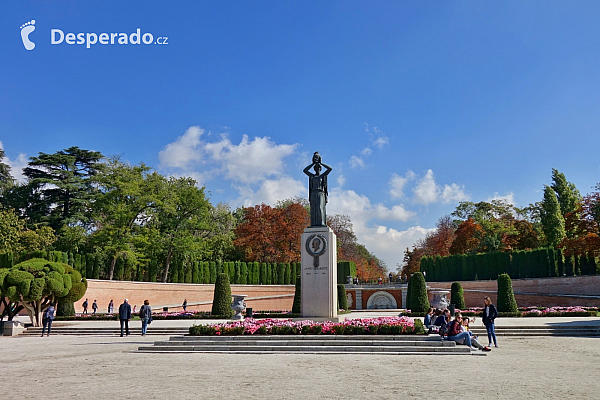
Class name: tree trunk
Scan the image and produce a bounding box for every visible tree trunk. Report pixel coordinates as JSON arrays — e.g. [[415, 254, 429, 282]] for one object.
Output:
[[161, 246, 174, 283], [108, 256, 117, 280]]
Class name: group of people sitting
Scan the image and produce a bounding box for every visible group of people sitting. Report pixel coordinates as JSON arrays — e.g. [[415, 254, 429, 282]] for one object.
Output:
[[424, 307, 492, 352]]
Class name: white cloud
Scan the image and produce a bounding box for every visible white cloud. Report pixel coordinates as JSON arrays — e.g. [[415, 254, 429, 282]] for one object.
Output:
[[373, 136, 389, 148], [487, 192, 516, 206], [0, 141, 28, 183], [412, 169, 469, 205], [160, 127, 298, 186], [349, 155, 365, 169], [337, 174, 346, 187], [158, 126, 205, 169], [441, 183, 469, 203], [328, 187, 430, 269], [329, 188, 415, 223], [360, 147, 372, 156], [389, 170, 416, 199], [237, 176, 305, 207], [413, 169, 439, 204], [205, 134, 297, 184]]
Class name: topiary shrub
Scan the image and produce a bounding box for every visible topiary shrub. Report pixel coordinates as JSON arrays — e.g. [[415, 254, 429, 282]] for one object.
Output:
[[211, 273, 233, 318], [408, 272, 430, 313], [292, 275, 301, 314], [337, 284, 348, 310], [4, 258, 87, 326], [450, 281, 466, 310], [497, 273, 518, 313], [405, 275, 413, 310]]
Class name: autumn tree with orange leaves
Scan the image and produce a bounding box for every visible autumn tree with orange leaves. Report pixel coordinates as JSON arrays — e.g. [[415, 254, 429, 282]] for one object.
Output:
[[233, 203, 309, 264]]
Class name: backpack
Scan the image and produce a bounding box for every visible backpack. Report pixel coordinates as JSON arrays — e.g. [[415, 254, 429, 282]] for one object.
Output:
[[439, 321, 450, 337]]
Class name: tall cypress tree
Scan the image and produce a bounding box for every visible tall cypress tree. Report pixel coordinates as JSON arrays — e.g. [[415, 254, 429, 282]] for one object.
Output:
[[551, 168, 581, 219], [211, 273, 233, 318], [540, 185, 566, 247]]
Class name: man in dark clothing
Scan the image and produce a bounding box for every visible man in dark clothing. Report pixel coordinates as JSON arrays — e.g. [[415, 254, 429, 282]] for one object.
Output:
[[92, 300, 98, 315], [119, 299, 132, 337], [82, 299, 88, 314]]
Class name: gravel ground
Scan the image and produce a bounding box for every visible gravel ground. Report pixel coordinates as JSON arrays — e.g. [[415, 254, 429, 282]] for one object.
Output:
[[3, 330, 600, 399]]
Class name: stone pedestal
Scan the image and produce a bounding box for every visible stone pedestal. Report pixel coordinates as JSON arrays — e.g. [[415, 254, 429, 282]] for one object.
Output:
[[301, 226, 337, 318], [3, 321, 25, 336]]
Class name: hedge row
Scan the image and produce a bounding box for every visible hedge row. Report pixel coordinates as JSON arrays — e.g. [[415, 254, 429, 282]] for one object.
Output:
[[420, 248, 599, 282]]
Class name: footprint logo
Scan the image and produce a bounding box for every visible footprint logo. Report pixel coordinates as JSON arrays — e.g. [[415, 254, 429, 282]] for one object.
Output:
[[20, 20, 36, 50]]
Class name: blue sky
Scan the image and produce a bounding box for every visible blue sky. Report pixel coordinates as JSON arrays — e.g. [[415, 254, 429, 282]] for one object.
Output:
[[2, 1, 600, 270]]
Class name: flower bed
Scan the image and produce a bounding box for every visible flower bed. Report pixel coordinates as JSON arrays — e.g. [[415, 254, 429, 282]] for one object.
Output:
[[189, 316, 424, 336]]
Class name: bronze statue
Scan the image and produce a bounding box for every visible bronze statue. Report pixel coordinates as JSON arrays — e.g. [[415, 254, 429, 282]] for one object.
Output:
[[303, 152, 332, 227]]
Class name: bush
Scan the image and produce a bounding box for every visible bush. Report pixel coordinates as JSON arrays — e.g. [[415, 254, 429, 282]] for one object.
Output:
[[407, 272, 429, 312], [450, 281, 465, 310], [337, 284, 348, 310], [211, 273, 233, 318], [497, 273, 518, 313], [56, 302, 75, 317]]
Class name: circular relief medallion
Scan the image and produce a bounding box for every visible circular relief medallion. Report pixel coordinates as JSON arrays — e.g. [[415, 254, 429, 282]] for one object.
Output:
[[305, 234, 327, 257]]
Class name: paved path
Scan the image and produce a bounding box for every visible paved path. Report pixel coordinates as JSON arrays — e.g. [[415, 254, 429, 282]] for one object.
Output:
[[3, 313, 600, 399]]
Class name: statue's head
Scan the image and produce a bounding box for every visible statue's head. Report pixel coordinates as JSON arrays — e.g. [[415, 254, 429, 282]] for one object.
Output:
[[314, 163, 322, 175], [312, 152, 321, 164]]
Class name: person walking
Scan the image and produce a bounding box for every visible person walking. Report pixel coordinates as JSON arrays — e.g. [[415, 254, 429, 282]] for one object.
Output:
[[119, 299, 132, 337], [108, 299, 114, 314], [139, 300, 152, 336], [41, 303, 55, 337], [388, 272, 393, 283], [482, 296, 499, 348], [82, 298, 88, 314], [92, 300, 98, 315], [182, 299, 187, 312]]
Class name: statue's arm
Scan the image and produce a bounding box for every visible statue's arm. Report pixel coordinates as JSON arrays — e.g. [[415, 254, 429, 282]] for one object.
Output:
[[321, 163, 333, 175], [303, 163, 315, 176]]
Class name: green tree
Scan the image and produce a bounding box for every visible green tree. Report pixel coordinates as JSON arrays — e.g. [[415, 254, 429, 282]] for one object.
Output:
[[551, 168, 581, 218], [0, 147, 14, 192], [3, 258, 87, 326], [292, 275, 301, 314], [497, 273, 518, 313], [90, 159, 167, 280], [337, 284, 348, 310], [22, 147, 104, 229], [211, 273, 233, 318], [407, 272, 430, 312], [540, 185, 566, 247], [450, 281, 466, 310], [153, 177, 212, 282]]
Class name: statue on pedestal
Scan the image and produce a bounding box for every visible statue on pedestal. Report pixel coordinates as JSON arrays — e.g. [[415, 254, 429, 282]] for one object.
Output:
[[303, 152, 332, 227]]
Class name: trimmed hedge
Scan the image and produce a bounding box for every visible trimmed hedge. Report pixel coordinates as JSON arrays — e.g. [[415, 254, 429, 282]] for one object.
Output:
[[211, 273, 233, 318], [497, 273, 518, 313], [450, 281, 465, 310], [421, 248, 597, 282], [407, 272, 429, 312], [337, 284, 348, 310]]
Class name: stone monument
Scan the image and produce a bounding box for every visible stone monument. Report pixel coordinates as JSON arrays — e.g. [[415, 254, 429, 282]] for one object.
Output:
[[301, 152, 338, 318]]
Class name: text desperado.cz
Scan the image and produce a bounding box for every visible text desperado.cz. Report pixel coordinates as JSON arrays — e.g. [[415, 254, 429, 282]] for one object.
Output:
[[51, 29, 168, 48]]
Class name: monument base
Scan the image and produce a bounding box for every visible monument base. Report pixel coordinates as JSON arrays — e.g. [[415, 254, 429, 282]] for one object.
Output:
[[301, 226, 337, 318]]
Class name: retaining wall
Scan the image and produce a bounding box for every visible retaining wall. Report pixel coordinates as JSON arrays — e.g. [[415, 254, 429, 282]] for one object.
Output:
[[77, 280, 295, 313]]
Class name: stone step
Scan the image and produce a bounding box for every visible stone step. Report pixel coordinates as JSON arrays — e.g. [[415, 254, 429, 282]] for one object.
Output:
[[136, 344, 472, 354], [168, 334, 440, 342], [157, 339, 456, 347]]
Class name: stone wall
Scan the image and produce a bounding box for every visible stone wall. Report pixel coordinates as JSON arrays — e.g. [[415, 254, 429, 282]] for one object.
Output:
[[428, 275, 600, 308], [76, 280, 295, 313]]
